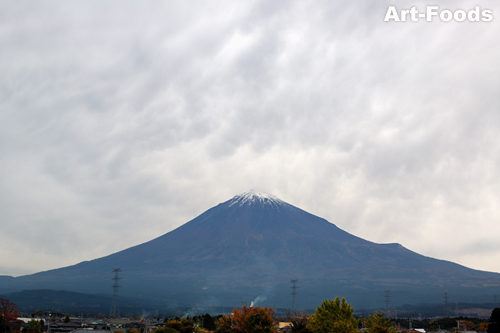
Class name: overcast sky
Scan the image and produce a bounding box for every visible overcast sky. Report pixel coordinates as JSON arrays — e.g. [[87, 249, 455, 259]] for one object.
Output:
[[1, 0, 499, 277]]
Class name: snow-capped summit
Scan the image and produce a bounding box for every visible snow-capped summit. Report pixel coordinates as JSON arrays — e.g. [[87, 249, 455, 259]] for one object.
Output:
[[228, 190, 285, 207]]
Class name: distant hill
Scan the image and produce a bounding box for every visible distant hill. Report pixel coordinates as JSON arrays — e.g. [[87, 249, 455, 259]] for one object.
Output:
[[0, 289, 162, 315], [2, 191, 500, 311], [1, 289, 111, 314]]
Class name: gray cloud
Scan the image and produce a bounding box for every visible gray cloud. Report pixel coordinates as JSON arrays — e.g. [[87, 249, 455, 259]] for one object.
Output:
[[1, 0, 499, 276]]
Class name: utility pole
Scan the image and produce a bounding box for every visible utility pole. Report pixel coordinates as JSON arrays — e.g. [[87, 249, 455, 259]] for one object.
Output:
[[110, 268, 121, 317]]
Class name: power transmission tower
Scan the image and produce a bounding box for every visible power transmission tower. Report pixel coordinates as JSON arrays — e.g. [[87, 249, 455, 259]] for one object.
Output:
[[385, 288, 391, 315], [110, 268, 121, 317], [290, 279, 298, 311], [443, 289, 450, 316]]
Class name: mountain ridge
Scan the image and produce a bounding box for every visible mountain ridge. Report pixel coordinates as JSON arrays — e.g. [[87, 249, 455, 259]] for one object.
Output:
[[1, 190, 499, 310]]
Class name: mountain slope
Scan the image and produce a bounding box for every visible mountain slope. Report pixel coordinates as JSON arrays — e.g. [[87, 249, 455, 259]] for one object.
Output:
[[2, 191, 500, 309]]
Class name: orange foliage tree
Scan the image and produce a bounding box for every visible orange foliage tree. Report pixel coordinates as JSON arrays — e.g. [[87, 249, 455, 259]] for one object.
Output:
[[230, 305, 277, 333], [479, 322, 489, 332], [0, 298, 19, 322], [461, 321, 476, 331]]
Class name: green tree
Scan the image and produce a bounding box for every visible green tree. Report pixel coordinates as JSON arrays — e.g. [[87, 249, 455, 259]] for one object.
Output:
[[308, 298, 357, 333], [488, 308, 500, 333], [22, 320, 42, 333], [201, 313, 216, 331], [365, 312, 395, 333], [0, 316, 11, 333]]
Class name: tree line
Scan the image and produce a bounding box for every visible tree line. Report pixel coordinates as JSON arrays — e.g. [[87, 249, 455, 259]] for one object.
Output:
[[3, 297, 500, 333], [156, 297, 399, 333]]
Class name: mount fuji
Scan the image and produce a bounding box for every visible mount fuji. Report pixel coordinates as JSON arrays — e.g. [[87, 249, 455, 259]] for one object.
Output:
[[2, 190, 499, 310]]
